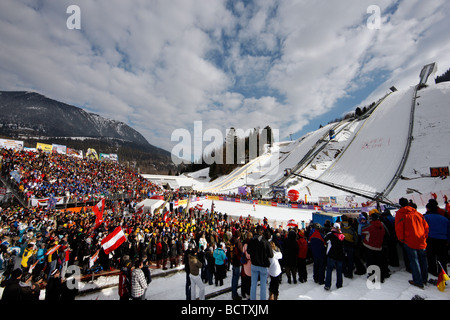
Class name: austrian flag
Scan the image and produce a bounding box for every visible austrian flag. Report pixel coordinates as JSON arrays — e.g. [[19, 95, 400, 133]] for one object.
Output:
[[45, 244, 61, 256], [89, 249, 100, 268], [101, 227, 126, 254], [93, 198, 105, 227]]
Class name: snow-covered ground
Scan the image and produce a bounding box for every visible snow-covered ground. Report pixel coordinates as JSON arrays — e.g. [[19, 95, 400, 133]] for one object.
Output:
[[76, 260, 449, 301]]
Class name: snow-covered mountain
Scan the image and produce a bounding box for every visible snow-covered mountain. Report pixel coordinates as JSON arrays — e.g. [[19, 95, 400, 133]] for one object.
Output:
[[0, 90, 178, 173], [0, 91, 149, 146], [189, 80, 450, 208]]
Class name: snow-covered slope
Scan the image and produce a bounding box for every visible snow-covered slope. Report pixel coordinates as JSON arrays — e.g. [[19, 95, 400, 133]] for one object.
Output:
[[301, 86, 416, 202], [388, 83, 450, 206], [191, 81, 450, 206]]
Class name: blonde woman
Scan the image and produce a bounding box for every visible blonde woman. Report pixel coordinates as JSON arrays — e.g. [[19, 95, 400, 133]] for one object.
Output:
[[269, 240, 283, 300]]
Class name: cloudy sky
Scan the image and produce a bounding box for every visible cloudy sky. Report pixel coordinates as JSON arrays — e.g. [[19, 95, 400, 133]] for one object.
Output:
[[0, 0, 449, 161]]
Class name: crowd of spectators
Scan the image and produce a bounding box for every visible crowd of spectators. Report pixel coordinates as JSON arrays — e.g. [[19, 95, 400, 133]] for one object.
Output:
[[1, 148, 162, 205], [0, 148, 448, 300], [1, 192, 449, 300]]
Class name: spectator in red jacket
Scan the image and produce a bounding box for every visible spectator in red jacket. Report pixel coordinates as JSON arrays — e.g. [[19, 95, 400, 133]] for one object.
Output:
[[296, 230, 308, 283], [362, 213, 387, 282]]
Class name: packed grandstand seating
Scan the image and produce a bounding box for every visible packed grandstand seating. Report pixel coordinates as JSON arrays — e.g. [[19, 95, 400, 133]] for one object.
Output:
[[0, 148, 163, 205]]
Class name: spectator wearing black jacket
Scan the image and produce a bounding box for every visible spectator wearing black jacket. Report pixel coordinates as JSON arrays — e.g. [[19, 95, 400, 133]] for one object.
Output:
[[229, 231, 243, 300], [183, 243, 193, 300], [1, 269, 23, 300], [45, 268, 62, 301], [205, 245, 215, 286], [324, 223, 345, 291], [283, 230, 299, 284], [18, 273, 39, 300], [60, 272, 79, 300], [247, 225, 273, 300]]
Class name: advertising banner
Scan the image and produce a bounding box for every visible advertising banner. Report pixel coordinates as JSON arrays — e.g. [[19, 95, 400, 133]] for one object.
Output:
[[100, 153, 118, 161], [30, 197, 64, 207], [319, 196, 330, 204], [0, 139, 23, 150], [86, 148, 98, 160], [238, 186, 247, 195], [52, 144, 67, 154], [36, 143, 53, 153], [67, 148, 83, 158], [272, 186, 286, 199]]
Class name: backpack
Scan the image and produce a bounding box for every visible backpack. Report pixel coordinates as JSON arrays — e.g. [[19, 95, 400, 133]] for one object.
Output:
[[119, 269, 131, 296], [342, 225, 356, 245]]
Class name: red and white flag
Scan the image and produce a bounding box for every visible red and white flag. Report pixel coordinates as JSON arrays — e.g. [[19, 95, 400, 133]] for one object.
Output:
[[29, 260, 39, 273], [93, 198, 105, 227], [45, 244, 61, 256], [287, 219, 298, 228], [101, 227, 126, 254], [89, 249, 100, 268]]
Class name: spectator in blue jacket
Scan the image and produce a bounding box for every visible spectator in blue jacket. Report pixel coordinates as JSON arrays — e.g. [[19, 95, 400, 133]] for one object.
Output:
[[424, 200, 450, 276], [213, 243, 227, 286]]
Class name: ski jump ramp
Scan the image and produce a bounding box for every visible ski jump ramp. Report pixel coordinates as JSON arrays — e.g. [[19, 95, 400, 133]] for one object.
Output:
[[301, 86, 417, 200]]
